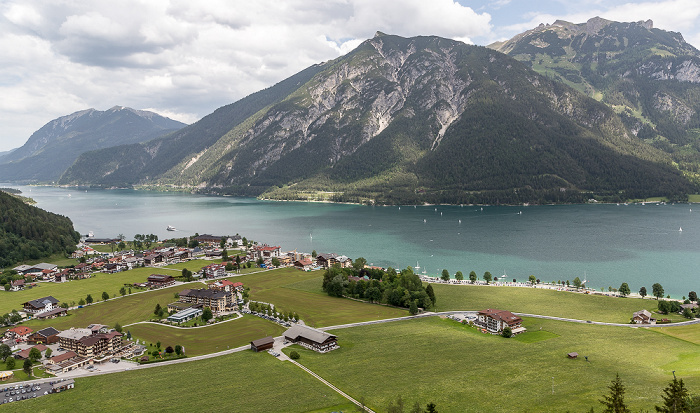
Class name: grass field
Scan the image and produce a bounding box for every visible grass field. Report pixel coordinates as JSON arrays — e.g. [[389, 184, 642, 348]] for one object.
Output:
[[290, 316, 700, 412], [126, 315, 286, 356], [432, 283, 663, 323], [0, 267, 178, 315], [233, 268, 407, 327], [0, 351, 349, 413], [14, 282, 203, 332]]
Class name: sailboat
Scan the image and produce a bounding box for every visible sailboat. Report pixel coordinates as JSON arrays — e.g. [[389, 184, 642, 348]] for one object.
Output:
[[167, 225, 176, 231], [415, 261, 420, 270], [679, 227, 683, 232]]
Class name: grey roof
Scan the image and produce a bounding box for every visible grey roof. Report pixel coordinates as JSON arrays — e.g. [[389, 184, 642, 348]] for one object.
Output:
[[180, 289, 230, 300], [57, 328, 92, 341], [284, 325, 336, 344], [25, 296, 60, 309], [37, 327, 60, 337], [251, 336, 275, 347]]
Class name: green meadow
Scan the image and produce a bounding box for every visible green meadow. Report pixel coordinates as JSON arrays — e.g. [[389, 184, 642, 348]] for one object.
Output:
[[291, 316, 700, 412], [126, 315, 286, 356], [0, 351, 348, 413]]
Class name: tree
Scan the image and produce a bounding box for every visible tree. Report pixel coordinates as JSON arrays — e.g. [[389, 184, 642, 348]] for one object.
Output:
[[271, 257, 280, 267], [312, 250, 317, 258], [126, 330, 132, 340], [225, 262, 234, 271], [441, 269, 450, 282], [529, 275, 536, 284], [353, 257, 367, 271], [28, 347, 41, 362], [289, 350, 300, 360], [23, 358, 32, 377], [156, 341, 161, 349], [683, 307, 693, 319], [483, 271, 492, 285], [0, 344, 11, 361], [102, 291, 109, 301], [426, 284, 436, 307], [573, 277, 582, 289], [119, 287, 126, 296], [455, 271, 463, 281], [175, 345, 182, 356], [235, 255, 241, 272], [6, 357, 15, 370], [689, 291, 698, 303], [202, 307, 213, 323], [181, 268, 193, 281], [653, 283, 665, 300], [655, 377, 690, 412], [44, 348, 52, 359], [256, 257, 264, 266], [618, 283, 631, 297], [154, 303, 162, 315], [114, 322, 123, 333], [222, 248, 228, 261], [599, 373, 630, 413], [409, 300, 419, 315], [469, 271, 477, 283], [165, 346, 174, 355], [426, 402, 438, 413], [86, 294, 93, 304], [639, 286, 647, 298], [502, 326, 512, 338]]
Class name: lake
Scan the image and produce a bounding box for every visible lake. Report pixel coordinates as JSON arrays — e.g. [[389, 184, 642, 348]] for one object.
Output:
[[5, 184, 699, 297]]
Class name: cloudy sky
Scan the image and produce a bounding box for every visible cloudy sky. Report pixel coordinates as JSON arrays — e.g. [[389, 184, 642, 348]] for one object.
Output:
[[2, 0, 700, 151]]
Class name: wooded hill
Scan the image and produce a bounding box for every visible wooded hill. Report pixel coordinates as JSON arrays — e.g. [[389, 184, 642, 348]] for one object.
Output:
[[59, 30, 698, 204], [0, 191, 80, 267]]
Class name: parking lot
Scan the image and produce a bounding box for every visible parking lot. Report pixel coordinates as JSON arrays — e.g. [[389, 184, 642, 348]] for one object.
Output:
[[1, 382, 47, 405]]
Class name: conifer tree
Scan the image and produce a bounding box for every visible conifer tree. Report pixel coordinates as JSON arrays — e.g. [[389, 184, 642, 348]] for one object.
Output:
[[600, 374, 630, 413], [655, 377, 690, 413]]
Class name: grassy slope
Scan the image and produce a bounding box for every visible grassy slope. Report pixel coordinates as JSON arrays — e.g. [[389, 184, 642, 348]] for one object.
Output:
[[15, 282, 203, 332], [0, 267, 179, 315], [432, 283, 662, 323], [235, 268, 407, 328], [0, 351, 348, 413], [126, 315, 286, 356], [293, 316, 700, 412]]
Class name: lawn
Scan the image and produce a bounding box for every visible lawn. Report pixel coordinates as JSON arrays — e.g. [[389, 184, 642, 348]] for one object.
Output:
[[14, 282, 203, 332], [0, 267, 173, 315], [234, 268, 407, 328], [432, 283, 664, 323], [0, 350, 348, 413], [126, 315, 286, 356], [653, 323, 700, 345], [290, 316, 700, 412]]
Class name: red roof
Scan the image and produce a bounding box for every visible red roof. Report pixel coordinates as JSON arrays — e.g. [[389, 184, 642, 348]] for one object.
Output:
[[232, 282, 243, 288], [8, 326, 32, 336], [219, 280, 234, 286], [51, 351, 78, 364]]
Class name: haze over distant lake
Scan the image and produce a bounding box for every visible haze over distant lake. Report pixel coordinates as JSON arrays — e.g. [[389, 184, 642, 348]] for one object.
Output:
[[7, 184, 700, 297]]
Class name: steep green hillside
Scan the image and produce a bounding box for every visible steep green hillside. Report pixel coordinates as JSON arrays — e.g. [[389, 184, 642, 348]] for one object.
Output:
[[489, 17, 700, 183], [0, 191, 80, 267]]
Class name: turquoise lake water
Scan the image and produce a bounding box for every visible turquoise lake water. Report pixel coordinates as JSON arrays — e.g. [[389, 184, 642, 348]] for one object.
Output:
[[6, 185, 700, 297]]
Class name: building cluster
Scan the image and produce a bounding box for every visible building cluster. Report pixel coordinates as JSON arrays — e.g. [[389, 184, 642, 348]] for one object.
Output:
[[2, 323, 129, 375], [250, 324, 339, 354], [165, 281, 244, 324]]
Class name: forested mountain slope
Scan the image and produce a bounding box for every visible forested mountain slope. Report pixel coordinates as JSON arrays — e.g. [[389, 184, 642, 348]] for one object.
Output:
[[60, 33, 696, 204]]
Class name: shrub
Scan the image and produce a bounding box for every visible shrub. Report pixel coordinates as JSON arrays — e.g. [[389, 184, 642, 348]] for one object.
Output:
[[289, 351, 300, 360]]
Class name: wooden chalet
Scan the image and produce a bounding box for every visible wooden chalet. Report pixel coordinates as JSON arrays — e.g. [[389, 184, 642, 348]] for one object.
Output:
[[283, 325, 338, 353], [250, 336, 275, 352]]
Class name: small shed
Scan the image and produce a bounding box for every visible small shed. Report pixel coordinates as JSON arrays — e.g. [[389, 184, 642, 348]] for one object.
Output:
[[250, 336, 275, 352], [567, 352, 578, 359]]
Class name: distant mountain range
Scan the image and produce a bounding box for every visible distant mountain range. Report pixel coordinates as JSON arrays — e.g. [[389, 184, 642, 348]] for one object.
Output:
[[51, 22, 700, 203], [0, 106, 186, 182]]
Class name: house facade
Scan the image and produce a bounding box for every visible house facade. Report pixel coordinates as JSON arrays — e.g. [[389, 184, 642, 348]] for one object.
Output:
[[632, 309, 656, 324], [474, 309, 526, 335], [22, 296, 60, 315], [178, 288, 234, 313]]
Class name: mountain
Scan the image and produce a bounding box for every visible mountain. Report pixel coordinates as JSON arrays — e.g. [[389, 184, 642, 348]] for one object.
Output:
[[0, 190, 80, 267], [488, 17, 700, 182], [0, 106, 186, 182], [60, 33, 696, 204]]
